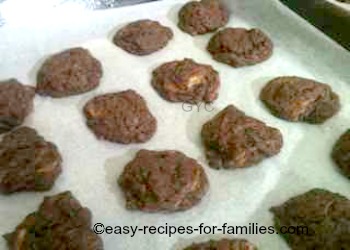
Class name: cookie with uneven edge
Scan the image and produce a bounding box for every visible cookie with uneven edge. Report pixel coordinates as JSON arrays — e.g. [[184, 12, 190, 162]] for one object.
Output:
[[201, 105, 283, 169], [207, 27, 273, 67], [113, 19, 173, 55], [178, 0, 229, 35], [118, 149, 209, 212], [36, 47, 102, 97], [152, 58, 220, 103], [260, 76, 340, 124], [83, 90, 157, 144], [183, 238, 257, 250], [0, 127, 62, 194], [270, 188, 350, 250], [332, 130, 350, 178], [0, 79, 35, 134], [4, 191, 103, 250]]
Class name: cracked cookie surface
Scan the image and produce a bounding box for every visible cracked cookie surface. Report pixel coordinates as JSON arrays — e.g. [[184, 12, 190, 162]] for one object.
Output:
[[118, 149, 209, 212], [152, 58, 220, 103], [260, 76, 340, 124], [113, 19, 173, 55], [201, 105, 283, 169], [36, 47, 102, 97], [84, 90, 157, 144], [0, 127, 62, 194], [178, 0, 229, 35], [207, 28, 273, 67]]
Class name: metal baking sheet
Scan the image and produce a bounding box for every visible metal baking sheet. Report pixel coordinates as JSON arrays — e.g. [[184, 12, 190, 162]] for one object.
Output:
[[0, 0, 349, 249]]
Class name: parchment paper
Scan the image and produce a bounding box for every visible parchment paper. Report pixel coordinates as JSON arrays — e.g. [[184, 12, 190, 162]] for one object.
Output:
[[328, 0, 350, 11], [0, 0, 349, 249]]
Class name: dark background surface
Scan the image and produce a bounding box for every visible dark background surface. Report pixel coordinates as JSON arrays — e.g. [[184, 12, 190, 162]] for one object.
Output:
[[280, 0, 350, 51]]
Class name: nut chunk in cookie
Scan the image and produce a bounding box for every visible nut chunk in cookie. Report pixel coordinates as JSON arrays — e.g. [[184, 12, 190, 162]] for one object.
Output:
[[260, 76, 340, 124], [0, 127, 62, 194], [152, 58, 220, 103], [0, 79, 35, 134], [178, 0, 229, 35], [4, 191, 103, 250], [201, 105, 283, 169], [207, 28, 273, 67], [118, 149, 209, 212]]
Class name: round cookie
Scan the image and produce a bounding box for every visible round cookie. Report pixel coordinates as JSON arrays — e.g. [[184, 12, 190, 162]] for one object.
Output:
[[178, 0, 229, 35], [4, 191, 103, 250], [113, 19, 173, 55], [118, 149, 209, 212], [36, 47, 102, 97], [270, 188, 350, 250], [201, 105, 283, 169], [183, 238, 257, 250], [260, 76, 340, 124], [0, 79, 35, 134], [152, 58, 220, 103], [207, 28, 273, 67], [83, 90, 157, 144], [332, 130, 350, 178], [0, 127, 62, 194]]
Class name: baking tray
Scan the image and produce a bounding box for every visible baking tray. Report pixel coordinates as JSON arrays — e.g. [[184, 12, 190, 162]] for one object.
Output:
[[0, 0, 349, 249]]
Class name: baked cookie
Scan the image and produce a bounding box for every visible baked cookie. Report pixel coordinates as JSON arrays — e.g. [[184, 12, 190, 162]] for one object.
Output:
[[178, 0, 229, 35], [332, 130, 350, 178], [83, 90, 157, 144], [113, 19, 173, 55], [0, 127, 62, 194], [183, 238, 257, 250], [152, 58, 220, 103], [118, 149, 209, 212], [0, 79, 35, 133], [201, 105, 283, 169], [260, 76, 340, 124], [207, 28, 273, 67], [270, 188, 350, 250], [36, 47, 102, 97], [4, 191, 103, 250]]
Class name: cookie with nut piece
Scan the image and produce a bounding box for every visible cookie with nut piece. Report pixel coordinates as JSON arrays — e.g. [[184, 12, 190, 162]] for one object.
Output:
[[152, 58, 220, 103]]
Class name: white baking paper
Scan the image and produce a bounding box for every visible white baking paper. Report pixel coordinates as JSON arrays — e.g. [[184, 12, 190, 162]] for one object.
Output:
[[328, 0, 350, 11], [0, 0, 349, 249]]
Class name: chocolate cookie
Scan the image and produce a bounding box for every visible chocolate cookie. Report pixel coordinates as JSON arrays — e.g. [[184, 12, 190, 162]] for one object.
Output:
[[151, 58, 220, 103], [178, 0, 229, 35], [332, 130, 350, 178], [201, 105, 283, 169], [0, 127, 62, 194], [113, 19, 173, 55], [207, 28, 273, 67], [183, 238, 257, 250], [0, 79, 35, 134], [260, 76, 340, 124], [118, 149, 209, 212], [83, 90, 157, 144], [4, 191, 103, 250], [36, 47, 102, 97], [270, 188, 350, 250]]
